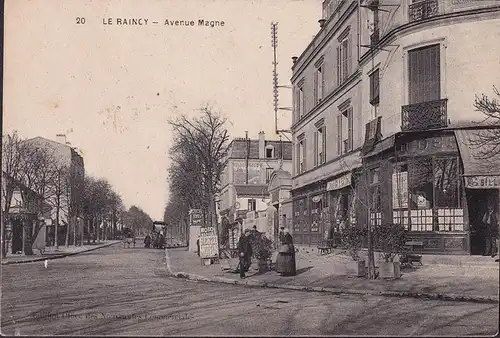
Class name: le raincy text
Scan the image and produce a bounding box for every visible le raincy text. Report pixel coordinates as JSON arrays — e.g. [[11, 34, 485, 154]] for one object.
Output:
[[102, 18, 226, 28]]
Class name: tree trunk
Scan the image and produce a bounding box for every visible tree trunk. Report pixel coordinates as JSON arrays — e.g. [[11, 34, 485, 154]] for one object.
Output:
[[65, 218, 70, 247], [87, 218, 91, 245], [73, 216, 77, 246], [55, 207, 60, 250]]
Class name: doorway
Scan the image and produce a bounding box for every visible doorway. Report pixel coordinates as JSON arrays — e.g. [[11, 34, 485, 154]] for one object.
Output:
[[11, 219, 23, 254], [467, 189, 499, 255]]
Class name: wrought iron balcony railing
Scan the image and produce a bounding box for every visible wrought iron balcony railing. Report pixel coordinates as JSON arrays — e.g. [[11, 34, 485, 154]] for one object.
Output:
[[401, 99, 448, 131], [409, 0, 439, 22]]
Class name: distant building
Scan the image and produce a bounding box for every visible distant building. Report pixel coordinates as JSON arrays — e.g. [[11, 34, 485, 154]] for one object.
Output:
[[24, 134, 85, 246], [218, 131, 293, 236], [2, 171, 52, 254]]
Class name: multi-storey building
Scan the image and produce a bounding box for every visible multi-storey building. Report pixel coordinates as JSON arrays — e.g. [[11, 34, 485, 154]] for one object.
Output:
[[24, 134, 85, 246], [218, 132, 293, 231], [291, 0, 500, 254]]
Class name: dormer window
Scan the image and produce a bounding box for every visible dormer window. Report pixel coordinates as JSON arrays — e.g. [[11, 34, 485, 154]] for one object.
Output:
[[266, 145, 275, 158]]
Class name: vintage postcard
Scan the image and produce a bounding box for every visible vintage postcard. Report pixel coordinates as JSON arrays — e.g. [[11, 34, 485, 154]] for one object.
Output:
[[2, 0, 499, 336]]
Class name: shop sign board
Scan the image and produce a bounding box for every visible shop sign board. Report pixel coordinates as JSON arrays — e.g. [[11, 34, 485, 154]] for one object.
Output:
[[199, 226, 219, 258], [189, 209, 203, 226], [327, 173, 352, 191], [400, 135, 458, 156], [464, 175, 500, 189]]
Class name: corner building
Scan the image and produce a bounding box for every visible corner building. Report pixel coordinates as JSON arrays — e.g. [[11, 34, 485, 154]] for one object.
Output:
[[291, 0, 500, 254]]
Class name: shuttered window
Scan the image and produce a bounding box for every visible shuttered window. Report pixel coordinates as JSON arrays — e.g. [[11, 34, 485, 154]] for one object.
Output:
[[408, 44, 440, 104], [337, 115, 342, 156], [369, 69, 380, 105], [337, 37, 351, 86]]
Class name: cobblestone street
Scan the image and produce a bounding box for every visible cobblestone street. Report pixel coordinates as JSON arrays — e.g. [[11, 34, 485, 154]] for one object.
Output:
[[1, 246, 498, 336]]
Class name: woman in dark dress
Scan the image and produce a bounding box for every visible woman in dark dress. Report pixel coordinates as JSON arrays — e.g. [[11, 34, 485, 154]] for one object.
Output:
[[278, 228, 296, 276]]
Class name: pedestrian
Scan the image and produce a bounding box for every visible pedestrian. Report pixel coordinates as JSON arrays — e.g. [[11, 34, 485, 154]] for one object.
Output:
[[482, 199, 497, 256], [237, 231, 253, 279], [144, 234, 151, 248], [196, 238, 200, 256], [279, 228, 296, 276]]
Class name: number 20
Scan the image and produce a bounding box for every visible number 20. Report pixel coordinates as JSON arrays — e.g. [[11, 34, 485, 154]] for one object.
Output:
[[76, 17, 86, 24]]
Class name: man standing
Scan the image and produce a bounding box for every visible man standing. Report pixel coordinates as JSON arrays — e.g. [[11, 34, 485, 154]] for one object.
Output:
[[482, 199, 498, 257], [237, 231, 252, 279]]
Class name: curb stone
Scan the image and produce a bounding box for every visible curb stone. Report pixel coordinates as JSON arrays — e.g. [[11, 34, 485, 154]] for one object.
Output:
[[164, 250, 499, 305], [1, 241, 121, 265]]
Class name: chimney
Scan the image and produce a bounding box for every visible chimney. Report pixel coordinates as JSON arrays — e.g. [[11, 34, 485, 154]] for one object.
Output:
[[292, 56, 298, 64], [319, 19, 326, 28], [258, 131, 265, 159], [56, 134, 66, 144]]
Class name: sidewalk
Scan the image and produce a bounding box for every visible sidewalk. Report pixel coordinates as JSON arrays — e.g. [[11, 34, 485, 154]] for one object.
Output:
[[166, 247, 499, 303], [1, 241, 121, 265]]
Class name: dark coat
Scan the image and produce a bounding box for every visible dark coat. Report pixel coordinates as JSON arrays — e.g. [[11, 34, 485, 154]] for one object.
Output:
[[237, 236, 252, 258]]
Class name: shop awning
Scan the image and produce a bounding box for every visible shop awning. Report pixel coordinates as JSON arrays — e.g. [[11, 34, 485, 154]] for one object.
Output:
[[363, 134, 396, 158], [454, 128, 500, 188]]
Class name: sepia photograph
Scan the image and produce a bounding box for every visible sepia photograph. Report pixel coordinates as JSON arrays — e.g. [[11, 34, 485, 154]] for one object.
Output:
[[2, 0, 500, 336]]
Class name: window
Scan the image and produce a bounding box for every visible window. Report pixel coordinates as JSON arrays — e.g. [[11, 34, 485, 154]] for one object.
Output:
[[337, 107, 353, 155], [266, 167, 274, 183], [370, 69, 380, 106], [369, 167, 381, 226], [248, 199, 256, 211], [314, 126, 326, 166], [295, 82, 306, 120], [393, 157, 463, 232], [266, 146, 274, 159], [297, 138, 305, 174], [314, 64, 324, 105], [337, 35, 351, 86], [408, 44, 440, 104]]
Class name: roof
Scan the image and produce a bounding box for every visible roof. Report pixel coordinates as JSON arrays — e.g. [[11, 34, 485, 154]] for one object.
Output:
[[234, 185, 269, 197], [229, 139, 293, 160], [268, 170, 292, 192]]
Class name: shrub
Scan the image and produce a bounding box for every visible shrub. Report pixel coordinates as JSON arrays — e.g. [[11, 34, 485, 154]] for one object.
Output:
[[340, 225, 367, 261], [251, 233, 273, 261], [373, 222, 407, 262]]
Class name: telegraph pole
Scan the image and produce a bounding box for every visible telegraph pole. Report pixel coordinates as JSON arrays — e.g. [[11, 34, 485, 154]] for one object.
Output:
[[271, 22, 279, 135]]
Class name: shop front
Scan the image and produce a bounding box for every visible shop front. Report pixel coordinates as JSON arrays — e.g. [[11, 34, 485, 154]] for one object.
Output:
[[362, 126, 500, 255], [291, 171, 359, 246]]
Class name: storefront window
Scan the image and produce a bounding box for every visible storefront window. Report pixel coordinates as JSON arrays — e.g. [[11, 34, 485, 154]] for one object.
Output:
[[392, 156, 464, 232], [369, 168, 381, 226], [434, 157, 459, 208]]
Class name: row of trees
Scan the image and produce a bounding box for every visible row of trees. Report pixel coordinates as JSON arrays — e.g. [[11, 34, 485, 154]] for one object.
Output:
[[164, 106, 231, 244], [1, 131, 154, 258]]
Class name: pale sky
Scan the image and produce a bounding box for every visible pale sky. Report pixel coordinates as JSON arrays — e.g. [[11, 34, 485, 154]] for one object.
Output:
[[4, 0, 323, 220]]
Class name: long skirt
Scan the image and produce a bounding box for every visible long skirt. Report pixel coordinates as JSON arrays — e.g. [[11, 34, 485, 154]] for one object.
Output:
[[278, 252, 296, 276], [275, 253, 285, 273]]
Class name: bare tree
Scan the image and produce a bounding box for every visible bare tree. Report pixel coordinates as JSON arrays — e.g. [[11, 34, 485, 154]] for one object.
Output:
[[167, 105, 231, 250], [469, 86, 500, 158], [1, 132, 29, 257], [47, 163, 70, 250]]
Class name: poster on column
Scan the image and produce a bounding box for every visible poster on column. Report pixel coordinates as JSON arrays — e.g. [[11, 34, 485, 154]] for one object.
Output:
[[199, 226, 219, 258]]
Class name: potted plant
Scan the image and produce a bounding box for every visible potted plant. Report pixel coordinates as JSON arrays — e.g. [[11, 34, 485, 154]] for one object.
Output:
[[252, 233, 273, 272], [340, 225, 367, 277], [373, 222, 407, 279]]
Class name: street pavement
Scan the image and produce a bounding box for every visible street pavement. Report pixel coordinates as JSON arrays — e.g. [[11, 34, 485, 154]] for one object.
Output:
[[167, 247, 500, 302], [1, 245, 498, 336]]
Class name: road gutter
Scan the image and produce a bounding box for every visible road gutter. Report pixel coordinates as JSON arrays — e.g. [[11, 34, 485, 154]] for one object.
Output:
[[1, 241, 121, 265]]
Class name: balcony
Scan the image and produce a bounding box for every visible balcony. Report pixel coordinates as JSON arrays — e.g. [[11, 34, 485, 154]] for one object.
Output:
[[409, 0, 439, 22], [401, 99, 448, 131]]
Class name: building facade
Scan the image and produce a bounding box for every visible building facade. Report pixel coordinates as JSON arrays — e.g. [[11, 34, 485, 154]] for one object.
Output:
[[291, 0, 500, 253], [24, 134, 85, 246], [218, 132, 293, 233]]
